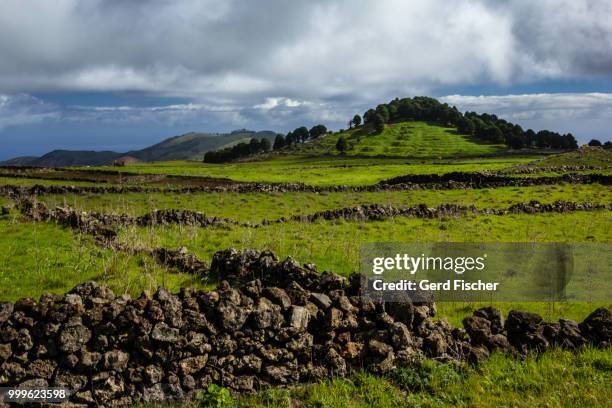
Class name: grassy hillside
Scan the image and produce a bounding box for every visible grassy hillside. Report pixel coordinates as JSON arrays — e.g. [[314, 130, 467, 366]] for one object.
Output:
[[295, 121, 507, 158], [0, 156, 39, 166], [20, 149, 123, 167], [127, 130, 277, 162], [229, 349, 612, 407], [529, 146, 612, 168]]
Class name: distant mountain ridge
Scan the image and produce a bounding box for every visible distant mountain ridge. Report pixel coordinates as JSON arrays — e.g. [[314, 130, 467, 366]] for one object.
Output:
[[1, 130, 278, 167]]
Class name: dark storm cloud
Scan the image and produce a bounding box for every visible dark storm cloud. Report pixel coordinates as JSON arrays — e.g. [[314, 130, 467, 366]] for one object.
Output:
[[507, 0, 612, 78], [1, 0, 610, 99]]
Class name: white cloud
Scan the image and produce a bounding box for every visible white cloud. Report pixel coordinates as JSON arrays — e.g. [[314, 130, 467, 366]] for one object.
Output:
[[441, 93, 612, 120], [0, 93, 59, 129], [254, 97, 305, 110]]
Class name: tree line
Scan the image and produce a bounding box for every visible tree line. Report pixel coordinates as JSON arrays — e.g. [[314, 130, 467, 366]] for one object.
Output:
[[348, 96, 578, 150], [588, 139, 612, 148], [203, 124, 328, 163], [203, 137, 272, 163], [272, 124, 328, 149]]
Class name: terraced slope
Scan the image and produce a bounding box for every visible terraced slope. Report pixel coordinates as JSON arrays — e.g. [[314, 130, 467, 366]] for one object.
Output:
[[295, 121, 507, 158]]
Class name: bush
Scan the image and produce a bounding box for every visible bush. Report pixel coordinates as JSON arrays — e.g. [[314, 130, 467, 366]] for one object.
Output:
[[588, 139, 602, 147], [391, 360, 464, 393], [196, 384, 233, 407]]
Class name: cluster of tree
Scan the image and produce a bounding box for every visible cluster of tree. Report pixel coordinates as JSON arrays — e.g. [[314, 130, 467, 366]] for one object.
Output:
[[336, 136, 348, 153], [272, 124, 328, 150], [203, 137, 271, 163], [460, 113, 577, 149], [349, 96, 578, 149], [205, 124, 329, 162], [589, 139, 612, 148], [357, 96, 463, 135]]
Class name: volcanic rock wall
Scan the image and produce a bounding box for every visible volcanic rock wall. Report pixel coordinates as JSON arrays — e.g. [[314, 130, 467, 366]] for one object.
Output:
[[0, 249, 610, 407], [17, 200, 611, 237], [1, 172, 610, 199]]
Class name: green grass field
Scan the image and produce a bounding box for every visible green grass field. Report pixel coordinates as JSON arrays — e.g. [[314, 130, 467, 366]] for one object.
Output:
[[0, 219, 201, 302], [0, 176, 101, 187], [78, 155, 540, 186], [37, 183, 610, 222], [2, 211, 609, 325], [158, 348, 609, 408], [1, 146, 611, 407]]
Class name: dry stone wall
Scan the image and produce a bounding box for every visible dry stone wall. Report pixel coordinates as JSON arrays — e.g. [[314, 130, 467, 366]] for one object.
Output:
[[1, 172, 610, 199], [0, 248, 610, 407], [16, 200, 612, 243]]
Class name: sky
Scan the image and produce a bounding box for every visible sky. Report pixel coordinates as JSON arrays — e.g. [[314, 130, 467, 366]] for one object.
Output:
[[1, 0, 611, 160]]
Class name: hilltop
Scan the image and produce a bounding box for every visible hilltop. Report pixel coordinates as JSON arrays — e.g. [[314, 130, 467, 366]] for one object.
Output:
[[205, 96, 579, 163], [1, 130, 278, 167]]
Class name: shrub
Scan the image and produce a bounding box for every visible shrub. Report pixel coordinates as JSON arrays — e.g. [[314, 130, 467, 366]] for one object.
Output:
[[196, 384, 233, 407]]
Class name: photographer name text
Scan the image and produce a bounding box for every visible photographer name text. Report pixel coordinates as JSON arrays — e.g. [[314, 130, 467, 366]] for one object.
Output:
[[371, 279, 499, 292]]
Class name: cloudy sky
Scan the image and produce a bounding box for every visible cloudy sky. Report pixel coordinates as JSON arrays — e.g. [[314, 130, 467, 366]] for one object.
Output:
[[1, 0, 611, 159]]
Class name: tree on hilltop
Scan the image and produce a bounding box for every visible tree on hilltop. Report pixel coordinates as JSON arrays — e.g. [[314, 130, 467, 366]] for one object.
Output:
[[563, 134, 578, 149], [363, 109, 377, 125], [249, 138, 261, 154], [309, 124, 327, 139], [293, 126, 310, 143], [375, 104, 390, 123], [285, 131, 297, 146], [479, 125, 504, 144], [273, 134, 286, 150], [588, 139, 602, 146], [457, 116, 475, 136], [260, 138, 271, 152], [336, 136, 348, 153], [373, 114, 385, 134], [352, 114, 362, 127]]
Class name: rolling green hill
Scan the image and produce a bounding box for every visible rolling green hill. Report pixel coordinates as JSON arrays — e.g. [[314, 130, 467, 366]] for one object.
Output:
[[15, 150, 125, 167], [1, 130, 278, 167], [126, 130, 277, 162], [294, 121, 507, 158]]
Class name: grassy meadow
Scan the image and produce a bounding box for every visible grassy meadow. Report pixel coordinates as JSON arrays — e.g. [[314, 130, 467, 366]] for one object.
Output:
[[143, 348, 611, 408], [0, 218, 201, 302], [36, 183, 611, 222], [79, 155, 539, 186], [180, 349, 612, 408], [1, 141, 611, 407]]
